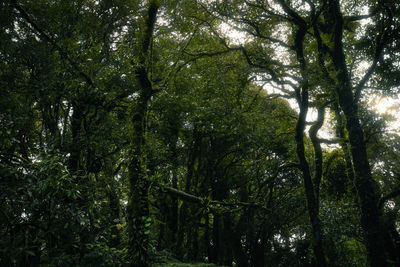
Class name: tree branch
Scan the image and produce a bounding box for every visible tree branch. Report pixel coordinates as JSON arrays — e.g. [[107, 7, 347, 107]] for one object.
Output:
[[354, 7, 393, 102], [161, 186, 267, 211], [11, 0, 95, 87]]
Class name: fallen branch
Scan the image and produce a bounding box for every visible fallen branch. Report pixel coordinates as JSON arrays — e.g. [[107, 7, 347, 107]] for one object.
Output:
[[162, 186, 267, 211]]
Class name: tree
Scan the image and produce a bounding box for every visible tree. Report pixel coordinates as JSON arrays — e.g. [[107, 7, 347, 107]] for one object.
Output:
[[2, 0, 400, 266], [207, 0, 400, 265]]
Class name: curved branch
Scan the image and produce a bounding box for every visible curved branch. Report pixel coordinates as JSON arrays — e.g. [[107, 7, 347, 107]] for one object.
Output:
[[309, 103, 328, 205], [354, 7, 393, 102], [11, 0, 94, 87]]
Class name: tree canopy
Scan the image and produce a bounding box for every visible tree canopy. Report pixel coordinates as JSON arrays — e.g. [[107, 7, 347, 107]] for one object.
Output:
[[1, 0, 400, 266]]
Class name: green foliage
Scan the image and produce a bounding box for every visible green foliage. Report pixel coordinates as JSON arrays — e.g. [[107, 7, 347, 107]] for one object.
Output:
[[322, 150, 352, 200], [78, 243, 127, 267], [150, 250, 220, 267], [2, 0, 400, 266]]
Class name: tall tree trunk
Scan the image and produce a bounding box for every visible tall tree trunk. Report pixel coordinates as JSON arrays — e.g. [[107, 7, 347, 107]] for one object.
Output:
[[65, 99, 85, 255], [188, 216, 199, 261], [104, 158, 121, 248], [210, 213, 219, 264], [293, 25, 327, 267], [68, 100, 83, 174], [222, 214, 233, 266], [231, 187, 250, 267], [335, 84, 390, 267], [177, 128, 201, 258], [170, 140, 179, 244], [126, 2, 159, 266], [329, 1, 396, 265], [159, 130, 179, 252], [204, 212, 212, 263], [333, 103, 355, 184], [208, 137, 231, 265]]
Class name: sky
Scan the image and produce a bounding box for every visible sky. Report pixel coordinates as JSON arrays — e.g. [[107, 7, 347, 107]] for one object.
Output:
[[219, 20, 400, 142]]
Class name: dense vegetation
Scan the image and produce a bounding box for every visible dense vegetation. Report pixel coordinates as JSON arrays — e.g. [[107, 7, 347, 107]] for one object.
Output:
[[1, 0, 400, 266]]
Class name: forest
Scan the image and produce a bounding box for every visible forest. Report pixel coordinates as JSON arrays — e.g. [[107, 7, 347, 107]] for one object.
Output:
[[1, 0, 400, 266]]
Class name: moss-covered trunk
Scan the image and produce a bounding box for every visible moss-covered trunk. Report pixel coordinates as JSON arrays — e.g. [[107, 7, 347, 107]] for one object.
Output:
[[329, 1, 395, 265], [126, 2, 159, 266]]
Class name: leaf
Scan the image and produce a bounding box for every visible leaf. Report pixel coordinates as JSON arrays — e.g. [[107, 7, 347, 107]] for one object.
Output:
[[25, 250, 35, 256]]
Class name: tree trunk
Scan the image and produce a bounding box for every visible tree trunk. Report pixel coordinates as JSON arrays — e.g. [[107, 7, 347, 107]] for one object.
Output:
[[104, 158, 121, 248], [126, 2, 159, 266], [336, 85, 391, 266], [68, 100, 83, 174], [177, 129, 201, 258], [222, 214, 233, 266], [231, 187, 250, 267], [293, 25, 327, 267], [127, 75, 155, 266], [329, 1, 396, 265]]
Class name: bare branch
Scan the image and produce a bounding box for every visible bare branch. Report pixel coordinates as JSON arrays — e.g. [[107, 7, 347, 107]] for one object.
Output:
[[162, 186, 267, 210]]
